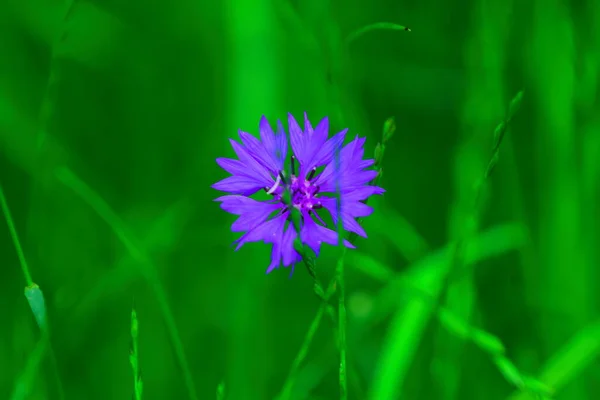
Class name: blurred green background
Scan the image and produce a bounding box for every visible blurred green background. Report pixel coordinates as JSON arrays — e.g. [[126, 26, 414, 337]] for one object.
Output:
[[1, 0, 599, 399]]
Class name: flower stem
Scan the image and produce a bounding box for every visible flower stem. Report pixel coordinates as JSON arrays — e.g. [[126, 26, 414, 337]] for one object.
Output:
[[333, 120, 349, 400], [0, 182, 33, 287], [276, 278, 337, 400], [336, 252, 348, 400], [1, 181, 65, 400]]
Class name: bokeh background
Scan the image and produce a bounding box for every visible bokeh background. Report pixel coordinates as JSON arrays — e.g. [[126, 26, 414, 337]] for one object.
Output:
[[1, 0, 599, 399]]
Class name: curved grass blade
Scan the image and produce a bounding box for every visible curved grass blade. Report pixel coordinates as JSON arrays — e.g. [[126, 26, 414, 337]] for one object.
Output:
[[72, 200, 191, 319], [36, 0, 78, 151], [0, 182, 33, 287], [55, 166, 198, 400], [345, 22, 411, 46], [508, 320, 600, 400], [1, 181, 65, 399], [10, 337, 48, 400], [365, 222, 528, 400], [130, 303, 143, 400]]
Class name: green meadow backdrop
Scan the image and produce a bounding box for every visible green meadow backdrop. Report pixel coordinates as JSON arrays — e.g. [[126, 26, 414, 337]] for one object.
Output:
[[1, 0, 599, 399]]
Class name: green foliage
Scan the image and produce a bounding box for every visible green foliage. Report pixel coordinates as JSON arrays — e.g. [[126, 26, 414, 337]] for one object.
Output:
[[130, 305, 143, 400], [1, 0, 598, 399]]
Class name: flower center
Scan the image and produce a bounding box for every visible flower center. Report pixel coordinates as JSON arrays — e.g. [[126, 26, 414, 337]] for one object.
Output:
[[289, 175, 321, 211], [264, 155, 323, 213]]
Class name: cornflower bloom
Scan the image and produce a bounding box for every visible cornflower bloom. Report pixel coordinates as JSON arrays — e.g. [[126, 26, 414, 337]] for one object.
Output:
[[213, 113, 384, 274]]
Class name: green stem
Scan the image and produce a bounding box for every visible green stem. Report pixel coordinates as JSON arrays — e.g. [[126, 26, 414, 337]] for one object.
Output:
[[336, 252, 348, 400], [0, 182, 33, 286], [277, 279, 337, 400], [333, 118, 348, 400], [1, 182, 65, 400]]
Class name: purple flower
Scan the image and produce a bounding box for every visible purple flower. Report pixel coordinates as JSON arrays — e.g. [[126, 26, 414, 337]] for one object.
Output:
[[212, 113, 384, 274]]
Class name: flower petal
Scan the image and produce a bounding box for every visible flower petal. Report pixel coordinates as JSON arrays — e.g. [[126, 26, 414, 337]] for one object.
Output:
[[344, 186, 386, 201], [314, 134, 380, 194], [211, 175, 265, 195], [216, 158, 251, 177], [265, 216, 301, 273], [229, 139, 273, 184], [314, 135, 360, 188], [272, 119, 288, 172], [282, 222, 302, 267], [308, 128, 347, 172], [300, 116, 329, 175], [359, 159, 375, 169], [259, 116, 276, 156], [266, 239, 282, 274], [343, 216, 368, 237], [318, 194, 380, 238], [235, 213, 286, 250], [214, 195, 272, 214], [303, 112, 313, 133], [318, 170, 378, 194], [238, 118, 288, 174], [288, 113, 306, 165], [300, 211, 354, 256], [238, 130, 277, 173], [215, 195, 282, 232]]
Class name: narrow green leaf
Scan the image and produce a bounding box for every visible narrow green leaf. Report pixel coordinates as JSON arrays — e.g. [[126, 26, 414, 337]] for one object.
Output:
[[130, 305, 143, 400], [494, 357, 525, 389], [507, 90, 525, 121], [382, 117, 396, 143], [216, 381, 225, 400], [471, 329, 505, 355], [346, 22, 411, 45], [10, 338, 48, 400], [509, 321, 600, 400]]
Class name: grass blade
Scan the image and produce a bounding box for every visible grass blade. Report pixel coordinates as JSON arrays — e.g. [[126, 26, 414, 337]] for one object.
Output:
[[1, 181, 65, 399], [0, 182, 33, 287], [10, 337, 48, 400], [345, 22, 411, 46], [55, 166, 198, 400], [508, 321, 600, 400], [216, 381, 225, 400], [130, 303, 143, 400]]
